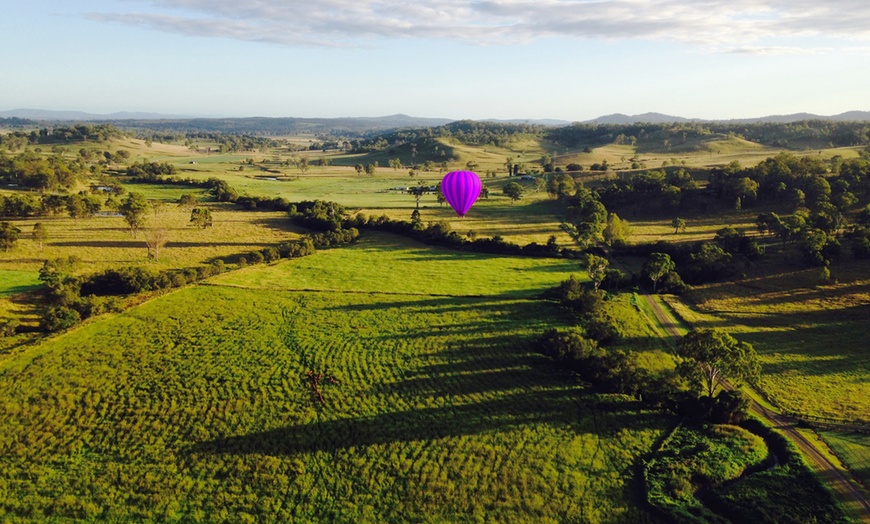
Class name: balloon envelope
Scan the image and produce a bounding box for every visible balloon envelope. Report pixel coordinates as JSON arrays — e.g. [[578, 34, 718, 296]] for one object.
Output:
[[441, 170, 481, 217]]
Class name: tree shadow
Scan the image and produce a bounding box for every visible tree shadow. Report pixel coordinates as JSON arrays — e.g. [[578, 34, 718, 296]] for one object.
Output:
[[188, 382, 655, 458], [50, 240, 267, 249], [252, 216, 307, 234], [187, 290, 658, 457]]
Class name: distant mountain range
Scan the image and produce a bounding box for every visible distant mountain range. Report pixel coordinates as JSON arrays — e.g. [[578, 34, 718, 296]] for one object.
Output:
[[2, 109, 869, 133], [583, 111, 870, 125], [0, 108, 197, 121]]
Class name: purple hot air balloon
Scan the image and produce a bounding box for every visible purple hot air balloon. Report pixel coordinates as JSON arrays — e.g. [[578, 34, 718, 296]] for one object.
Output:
[[441, 170, 482, 217]]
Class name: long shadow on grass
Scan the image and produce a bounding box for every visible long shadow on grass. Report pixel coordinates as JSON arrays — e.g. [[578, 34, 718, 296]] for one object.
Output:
[[186, 290, 665, 456], [323, 295, 559, 315], [50, 241, 268, 248], [188, 388, 656, 457]]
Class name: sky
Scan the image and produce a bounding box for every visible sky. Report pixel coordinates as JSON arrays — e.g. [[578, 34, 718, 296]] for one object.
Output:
[[2, 0, 869, 121]]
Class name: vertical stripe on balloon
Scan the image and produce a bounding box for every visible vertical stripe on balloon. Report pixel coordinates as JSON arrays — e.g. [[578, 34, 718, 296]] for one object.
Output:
[[441, 170, 481, 217]]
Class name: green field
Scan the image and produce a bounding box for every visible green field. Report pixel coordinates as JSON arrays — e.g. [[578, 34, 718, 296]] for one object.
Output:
[[120, 174, 573, 247], [0, 270, 41, 297], [0, 205, 300, 274], [212, 232, 582, 297], [1, 127, 866, 521], [0, 237, 671, 523], [821, 431, 870, 487], [682, 256, 870, 423], [645, 423, 768, 520]]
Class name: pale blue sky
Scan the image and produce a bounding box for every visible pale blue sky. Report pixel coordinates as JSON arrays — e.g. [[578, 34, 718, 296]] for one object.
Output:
[[2, 0, 869, 120]]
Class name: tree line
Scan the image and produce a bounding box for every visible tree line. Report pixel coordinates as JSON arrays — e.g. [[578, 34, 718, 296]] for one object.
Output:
[[537, 276, 759, 424]]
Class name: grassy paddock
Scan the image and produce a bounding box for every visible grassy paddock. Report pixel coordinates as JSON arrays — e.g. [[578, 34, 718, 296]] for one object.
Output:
[[679, 250, 870, 495], [644, 423, 768, 521], [0, 204, 300, 273], [0, 270, 41, 297], [683, 256, 870, 422], [213, 231, 584, 297], [120, 173, 572, 247], [0, 241, 670, 523], [819, 431, 870, 488]]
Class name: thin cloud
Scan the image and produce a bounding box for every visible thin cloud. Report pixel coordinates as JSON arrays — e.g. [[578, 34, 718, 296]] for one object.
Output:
[[86, 0, 870, 50]]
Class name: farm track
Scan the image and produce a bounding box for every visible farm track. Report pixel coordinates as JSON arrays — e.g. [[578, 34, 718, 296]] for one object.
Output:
[[641, 293, 870, 522]]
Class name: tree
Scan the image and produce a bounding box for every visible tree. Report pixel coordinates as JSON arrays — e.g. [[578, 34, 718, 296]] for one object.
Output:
[[567, 189, 608, 248], [408, 185, 426, 209], [856, 204, 870, 228], [298, 157, 309, 175], [190, 208, 213, 229], [0, 222, 21, 252], [436, 184, 446, 207], [364, 162, 377, 176], [145, 227, 169, 261], [149, 199, 164, 217], [583, 254, 609, 291], [730, 177, 759, 206], [676, 328, 760, 398], [32, 222, 47, 250], [546, 173, 576, 199], [178, 194, 198, 209], [389, 158, 402, 171], [602, 213, 631, 247], [503, 181, 523, 203], [119, 192, 149, 238], [671, 217, 686, 234], [643, 252, 675, 292], [354, 164, 364, 176], [66, 194, 87, 222]]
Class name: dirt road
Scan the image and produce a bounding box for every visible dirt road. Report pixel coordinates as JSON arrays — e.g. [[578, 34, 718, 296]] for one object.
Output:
[[640, 293, 870, 521]]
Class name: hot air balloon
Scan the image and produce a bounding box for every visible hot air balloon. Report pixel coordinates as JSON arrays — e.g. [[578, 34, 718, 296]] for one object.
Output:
[[441, 170, 481, 217]]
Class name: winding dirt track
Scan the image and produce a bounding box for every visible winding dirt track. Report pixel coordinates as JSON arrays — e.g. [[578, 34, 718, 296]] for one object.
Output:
[[641, 293, 870, 522]]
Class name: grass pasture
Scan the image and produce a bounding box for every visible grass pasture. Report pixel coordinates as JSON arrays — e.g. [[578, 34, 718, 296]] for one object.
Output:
[[680, 252, 870, 498], [0, 238, 671, 523], [820, 431, 870, 488], [214, 232, 583, 297], [0, 204, 300, 274], [644, 424, 768, 521], [0, 270, 41, 297], [683, 257, 870, 423], [120, 168, 572, 247]]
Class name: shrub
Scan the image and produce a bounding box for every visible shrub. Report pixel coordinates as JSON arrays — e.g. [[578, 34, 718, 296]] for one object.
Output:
[[41, 306, 81, 332], [249, 250, 265, 264], [0, 318, 20, 337], [279, 238, 316, 258], [80, 267, 160, 296], [261, 247, 279, 262]]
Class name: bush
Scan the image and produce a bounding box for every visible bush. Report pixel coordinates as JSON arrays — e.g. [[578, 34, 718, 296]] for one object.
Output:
[[261, 247, 279, 262], [537, 328, 642, 395], [80, 267, 160, 296], [0, 318, 20, 337], [278, 238, 316, 258], [673, 390, 750, 424], [41, 306, 81, 332], [170, 272, 188, 287], [852, 235, 870, 258], [75, 295, 119, 319], [658, 271, 690, 294]]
